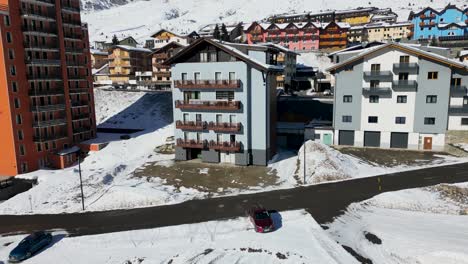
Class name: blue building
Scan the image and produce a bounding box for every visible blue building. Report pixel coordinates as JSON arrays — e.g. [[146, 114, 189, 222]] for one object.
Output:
[[408, 4, 467, 39]]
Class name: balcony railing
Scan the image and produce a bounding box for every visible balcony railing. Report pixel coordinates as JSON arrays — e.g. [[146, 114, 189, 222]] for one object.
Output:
[[73, 127, 92, 134], [65, 47, 84, 53], [33, 118, 67, 128], [175, 121, 207, 131], [419, 21, 436, 27], [72, 113, 90, 120], [27, 74, 62, 80], [62, 5, 80, 13], [153, 53, 169, 59], [29, 89, 64, 96], [449, 105, 468, 115], [66, 61, 86, 67], [420, 14, 436, 20], [450, 85, 468, 97], [363, 71, 393, 80], [21, 8, 56, 19], [30, 104, 66, 112], [63, 32, 83, 39], [155, 72, 171, 77], [175, 100, 241, 111], [176, 139, 206, 149], [22, 26, 57, 35], [392, 80, 418, 91], [71, 101, 89, 108], [362, 87, 392, 96], [21, 0, 55, 7], [25, 59, 61, 66], [69, 88, 89, 94], [175, 80, 241, 89], [207, 122, 242, 133], [393, 63, 419, 72], [24, 41, 59, 50], [33, 133, 68, 142], [208, 141, 241, 152]]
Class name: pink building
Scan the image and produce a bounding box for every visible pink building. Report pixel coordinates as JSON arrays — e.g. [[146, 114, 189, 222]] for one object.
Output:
[[245, 22, 320, 51]]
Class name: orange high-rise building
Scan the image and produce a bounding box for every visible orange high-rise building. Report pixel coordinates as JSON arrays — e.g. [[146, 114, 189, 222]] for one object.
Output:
[[0, 0, 96, 176]]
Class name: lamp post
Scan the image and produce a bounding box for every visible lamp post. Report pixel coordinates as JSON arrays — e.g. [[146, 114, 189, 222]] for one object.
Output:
[[77, 151, 85, 211], [303, 140, 307, 185]]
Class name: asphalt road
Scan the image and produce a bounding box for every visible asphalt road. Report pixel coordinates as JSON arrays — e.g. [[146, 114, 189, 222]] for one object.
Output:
[[1, 162, 468, 236]]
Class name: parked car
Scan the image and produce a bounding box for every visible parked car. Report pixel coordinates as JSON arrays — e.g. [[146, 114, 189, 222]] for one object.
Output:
[[9, 231, 52, 262], [248, 207, 274, 233]]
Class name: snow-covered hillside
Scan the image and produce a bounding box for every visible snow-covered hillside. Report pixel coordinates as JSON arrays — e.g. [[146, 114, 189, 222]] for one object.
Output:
[[82, 0, 467, 44]]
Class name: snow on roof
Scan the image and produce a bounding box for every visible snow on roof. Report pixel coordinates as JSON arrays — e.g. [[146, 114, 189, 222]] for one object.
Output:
[[57, 146, 80, 156], [258, 42, 299, 55], [113, 45, 152, 53], [460, 50, 468, 57], [93, 63, 109, 75], [91, 49, 108, 56]]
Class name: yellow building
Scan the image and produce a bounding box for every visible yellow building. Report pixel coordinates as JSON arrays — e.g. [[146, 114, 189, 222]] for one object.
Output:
[[365, 22, 413, 42], [108, 45, 152, 84]]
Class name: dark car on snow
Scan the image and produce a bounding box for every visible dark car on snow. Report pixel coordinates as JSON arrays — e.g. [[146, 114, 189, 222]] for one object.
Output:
[[9, 231, 52, 262], [248, 207, 274, 233]]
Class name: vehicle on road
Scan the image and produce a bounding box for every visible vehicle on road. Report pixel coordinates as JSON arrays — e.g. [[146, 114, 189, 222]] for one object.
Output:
[[248, 207, 274, 233], [8, 231, 52, 262]]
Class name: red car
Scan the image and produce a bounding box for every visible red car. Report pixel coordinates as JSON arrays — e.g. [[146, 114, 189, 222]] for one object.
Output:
[[248, 207, 274, 233]]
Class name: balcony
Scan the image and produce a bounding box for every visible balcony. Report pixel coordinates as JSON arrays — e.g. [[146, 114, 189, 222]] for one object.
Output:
[[21, 0, 55, 7], [153, 53, 169, 60], [450, 85, 468, 97], [71, 101, 89, 108], [25, 59, 61, 66], [175, 80, 241, 89], [30, 104, 66, 112], [207, 122, 242, 133], [175, 100, 241, 111], [393, 63, 419, 72], [175, 121, 207, 131], [22, 26, 57, 35], [208, 141, 241, 152], [176, 139, 206, 149], [154, 72, 171, 78], [33, 118, 67, 128], [72, 113, 90, 120], [66, 61, 86, 67], [62, 17, 81, 26], [419, 21, 436, 28], [29, 89, 64, 96], [27, 74, 62, 81], [67, 75, 88, 81], [73, 127, 92, 134], [363, 71, 393, 81], [449, 105, 468, 115], [21, 8, 56, 20], [362, 87, 392, 96], [33, 133, 68, 142], [65, 47, 84, 53], [63, 32, 83, 40], [420, 14, 436, 20], [69, 88, 89, 94], [392, 80, 418, 91], [62, 5, 80, 13]]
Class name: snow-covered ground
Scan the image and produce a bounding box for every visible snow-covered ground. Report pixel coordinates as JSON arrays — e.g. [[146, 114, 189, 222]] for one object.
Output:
[[0, 210, 358, 264], [82, 0, 467, 44], [327, 186, 468, 264], [0, 89, 467, 215]]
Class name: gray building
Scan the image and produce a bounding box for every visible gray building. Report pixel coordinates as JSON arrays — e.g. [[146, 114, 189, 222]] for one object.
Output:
[[164, 38, 286, 165], [328, 43, 468, 151]]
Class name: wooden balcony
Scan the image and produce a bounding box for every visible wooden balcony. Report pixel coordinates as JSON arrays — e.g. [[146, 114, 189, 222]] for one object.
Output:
[[153, 53, 169, 59], [176, 139, 206, 149], [419, 21, 436, 28], [420, 14, 436, 19], [175, 100, 241, 111], [207, 122, 241, 133], [175, 80, 240, 89], [208, 141, 241, 152], [175, 121, 207, 131], [155, 71, 171, 78]]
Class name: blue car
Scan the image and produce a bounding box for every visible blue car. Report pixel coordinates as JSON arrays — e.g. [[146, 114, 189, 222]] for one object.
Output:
[[8, 231, 52, 262]]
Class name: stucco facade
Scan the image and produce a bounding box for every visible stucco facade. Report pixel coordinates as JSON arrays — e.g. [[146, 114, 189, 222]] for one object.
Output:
[[409, 5, 468, 39]]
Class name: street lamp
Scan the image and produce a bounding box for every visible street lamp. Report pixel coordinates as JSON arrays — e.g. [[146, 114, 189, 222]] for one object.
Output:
[[77, 151, 85, 211]]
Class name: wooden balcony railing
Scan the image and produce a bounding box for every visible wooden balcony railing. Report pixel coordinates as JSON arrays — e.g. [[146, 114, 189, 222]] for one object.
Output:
[[207, 122, 241, 132], [153, 53, 169, 59], [175, 121, 207, 131], [420, 14, 436, 19], [208, 141, 241, 152], [175, 80, 240, 89], [176, 139, 206, 149], [175, 100, 241, 111]]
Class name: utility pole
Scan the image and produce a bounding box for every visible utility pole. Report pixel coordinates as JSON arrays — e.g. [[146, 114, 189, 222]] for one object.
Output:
[[303, 140, 306, 184], [78, 152, 85, 211]]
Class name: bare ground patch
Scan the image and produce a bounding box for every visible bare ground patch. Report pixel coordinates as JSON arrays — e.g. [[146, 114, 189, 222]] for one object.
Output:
[[429, 184, 468, 214]]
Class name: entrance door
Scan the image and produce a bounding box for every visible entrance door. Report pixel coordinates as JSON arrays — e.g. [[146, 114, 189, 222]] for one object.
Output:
[[423, 137, 433, 150], [323, 134, 332, 145]]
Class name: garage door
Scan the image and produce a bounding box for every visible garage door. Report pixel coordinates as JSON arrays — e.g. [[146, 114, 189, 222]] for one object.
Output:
[[390, 132, 408, 148], [364, 131, 381, 147], [339, 130, 355, 146]]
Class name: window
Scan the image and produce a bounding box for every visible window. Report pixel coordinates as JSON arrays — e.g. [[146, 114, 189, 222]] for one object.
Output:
[[342, 115, 352, 123], [19, 145, 26, 156], [4, 15, 10, 26], [14, 98, 20, 108], [395, 117, 406, 124], [399, 55, 410, 63], [18, 130, 24, 140], [426, 95, 437, 103], [461, 118, 468, 125], [369, 95, 379, 103], [368, 116, 378, 123], [228, 72, 236, 81], [215, 72, 222, 82], [464, 96, 468, 105], [11, 82, 18, 92], [16, 114, 22, 125], [183, 91, 200, 100], [181, 73, 187, 81], [8, 49, 14, 60], [216, 91, 234, 100], [10, 65, 16, 76], [428, 72, 438, 80], [424, 117, 436, 125], [6, 32, 12, 43], [37, 143, 42, 152], [209, 51, 217, 62], [370, 64, 381, 72], [451, 78, 461, 87], [343, 95, 352, 103], [370, 80, 380, 88], [200, 52, 208, 62], [194, 72, 200, 83], [398, 73, 409, 80], [397, 95, 407, 103]]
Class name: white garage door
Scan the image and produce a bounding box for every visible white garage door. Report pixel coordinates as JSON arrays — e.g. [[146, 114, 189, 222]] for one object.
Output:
[[220, 152, 236, 164]]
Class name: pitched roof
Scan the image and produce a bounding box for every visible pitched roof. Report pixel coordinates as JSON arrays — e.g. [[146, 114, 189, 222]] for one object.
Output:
[[149, 41, 186, 55], [111, 45, 152, 53], [408, 4, 468, 19], [163, 38, 284, 72], [327, 43, 468, 73], [150, 29, 183, 39]]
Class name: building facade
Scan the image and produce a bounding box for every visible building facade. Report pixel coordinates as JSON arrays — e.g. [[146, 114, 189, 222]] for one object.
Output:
[[365, 22, 413, 42], [328, 43, 468, 151], [108, 45, 151, 84], [0, 0, 96, 176], [409, 5, 468, 40], [90, 49, 107, 69], [165, 38, 282, 166], [145, 29, 189, 50], [319, 22, 350, 51], [148, 41, 185, 89]]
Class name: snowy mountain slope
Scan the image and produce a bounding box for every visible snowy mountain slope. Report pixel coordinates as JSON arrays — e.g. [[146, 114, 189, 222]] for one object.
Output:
[[82, 0, 467, 44]]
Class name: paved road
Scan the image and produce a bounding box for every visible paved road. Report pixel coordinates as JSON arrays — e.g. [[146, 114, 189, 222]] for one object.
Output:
[[1, 162, 468, 236]]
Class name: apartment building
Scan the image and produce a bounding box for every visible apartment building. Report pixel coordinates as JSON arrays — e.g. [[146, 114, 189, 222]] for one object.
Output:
[[408, 4, 467, 40], [164, 38, 284, 166], [319, 22, 350, 51], [0, 0, 96, 176], [148, 41, 185, 89], [364, 22, 414, 42], [328, 43, 468, 151], [108, 45, 151, 84]]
